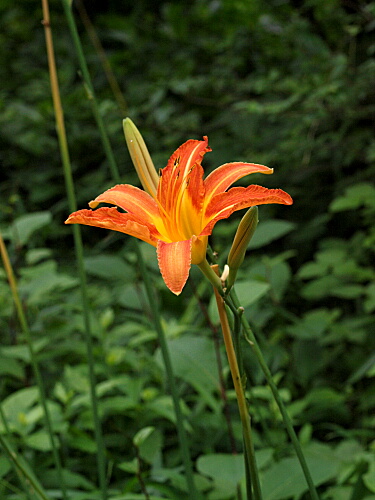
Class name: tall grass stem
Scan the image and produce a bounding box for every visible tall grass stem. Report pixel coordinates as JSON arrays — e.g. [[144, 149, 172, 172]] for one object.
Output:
[[0, 415, 51, 500], [41, 1, 108, 498], [60, 0, 121, 183], [0, 234, 67, 500]]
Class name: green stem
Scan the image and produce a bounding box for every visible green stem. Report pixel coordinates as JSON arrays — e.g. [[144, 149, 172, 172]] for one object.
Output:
[[75, 0, 128, 116], [60, 0, 121, 183], [212, 269, 262, 500], [198, 259, 223, 291], [0, 431, 51, 500], [134, 242, 199, 499], [0, 234, 67, 500], [0, 402, 32, 499], [228, 289, 320, 500], [41, 2, 107, 498]]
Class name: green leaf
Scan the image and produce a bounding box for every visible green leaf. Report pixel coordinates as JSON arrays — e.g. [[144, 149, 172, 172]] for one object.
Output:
[[20, 260, 78, 305], [330, 183, 375, 211], [249, 219, 295, 249], [11, 211, 52, 246], [0, 354, 24, 379], [363, 460, 375, 493], [0, 387, 39, 435], [155, 335, 220, 411], [331, 284, 364, 299], [24, 430, 58, 451], [235, 280, 271, 307], [42, 468, 95, 490], [286, 308, 340, 340], [133, 427, 162, 465], [262, 442, 341, 500], [1, 338, 50, 362], [197, 453, 245, 499], [84, 254, 135, 281], [0, 455, 12, 479]]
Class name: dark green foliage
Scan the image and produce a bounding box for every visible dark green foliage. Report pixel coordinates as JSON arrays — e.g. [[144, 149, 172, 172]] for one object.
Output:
[[1, 0, 374, 498]]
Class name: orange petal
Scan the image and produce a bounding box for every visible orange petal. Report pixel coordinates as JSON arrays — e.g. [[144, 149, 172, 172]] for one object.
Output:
[[158, 137, 211, 213], [204, 162, 273, 202], [201, 185, 293, 236], [157, 239, 192, 295], [89, 184, 160, 226], [65, 207, 159, 246]]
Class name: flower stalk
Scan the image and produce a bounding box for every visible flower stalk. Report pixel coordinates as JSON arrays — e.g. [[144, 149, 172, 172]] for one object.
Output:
[[212, 265, 262, 500], [226, 289, 320, 500]]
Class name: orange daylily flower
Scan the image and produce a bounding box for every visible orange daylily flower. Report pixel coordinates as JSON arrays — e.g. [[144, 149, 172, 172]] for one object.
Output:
[[65, 137, 292, 295]]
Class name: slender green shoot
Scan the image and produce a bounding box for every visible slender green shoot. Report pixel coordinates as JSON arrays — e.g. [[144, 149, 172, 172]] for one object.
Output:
[[60, 0, 121, 183], [0, 401, 32, 499], [41, 1, 107, 498], [75, 0, 128, 116], [0, 430, 51, 500], [0, 233, 67, 500]]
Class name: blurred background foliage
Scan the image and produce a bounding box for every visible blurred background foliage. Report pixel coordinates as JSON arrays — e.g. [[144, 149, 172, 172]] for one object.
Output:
[[0, 0, 374, 498]]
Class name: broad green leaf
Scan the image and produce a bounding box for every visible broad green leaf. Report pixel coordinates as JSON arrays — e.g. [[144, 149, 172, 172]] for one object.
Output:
[[293, 340, 324, 385], [364, 461, 375, 493], [145, 395, 192, 430], [197, 453, 245, 499], [269, 261, 291, 301], [235, 280, 271, 308], [0, 455, 12, 478], [117, 459, 138, 474], [286, 308, 340, 340], [11, 211, 52, 246], [0, 387, 39, 435], [134, 427, 162, 465], [155, 335, 220, 411], [0, 354, 24, 379], [262, 442, 341, 500], [151, 467, 210, 494], [249, 219, 295, 249], [100, 396, 138, 417], [330, 183, 375, 211], [365, 283, 375, 313], [301, 275, 340, 300], [24, 430, 58, 451], [42, 468, 95, 490], [115, 283, 149, 309], [331, 284, 364, 299], [84, 254, 135, 281], [1, 338, 50, 362], [19, 260, 78, 305], [67, 432, 97, 453], [133, 426, 155, 447]]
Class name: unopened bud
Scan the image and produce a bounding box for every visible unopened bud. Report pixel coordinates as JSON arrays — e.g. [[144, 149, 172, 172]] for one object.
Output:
[[123, 118, 159, 197], [227, 206, 258, 289]]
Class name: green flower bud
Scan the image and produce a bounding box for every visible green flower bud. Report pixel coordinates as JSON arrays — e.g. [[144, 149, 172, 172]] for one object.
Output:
[[123, 118, 159, 197], [227, 206, 258, 289]]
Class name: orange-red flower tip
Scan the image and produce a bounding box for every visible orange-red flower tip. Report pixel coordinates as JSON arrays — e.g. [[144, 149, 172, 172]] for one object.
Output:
[[157, 239, 192, 295]]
